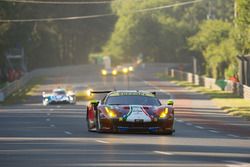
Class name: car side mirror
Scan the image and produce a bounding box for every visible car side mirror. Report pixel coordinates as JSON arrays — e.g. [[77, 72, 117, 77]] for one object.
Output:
[[90, 100, 99, 106], [167, 99, 174, 106], [90, 100, 99, 110]]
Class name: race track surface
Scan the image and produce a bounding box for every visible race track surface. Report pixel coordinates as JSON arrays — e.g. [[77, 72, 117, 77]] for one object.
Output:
[[0, 67, 249, 167]]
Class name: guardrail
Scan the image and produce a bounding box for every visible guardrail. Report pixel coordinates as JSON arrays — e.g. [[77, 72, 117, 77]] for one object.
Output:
[[169, 69, 250, 99], [0, 64, 100, 102], [0, 72, 33, 102]]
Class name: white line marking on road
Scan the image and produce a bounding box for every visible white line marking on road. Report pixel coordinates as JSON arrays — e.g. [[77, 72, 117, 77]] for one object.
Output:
[[47, 113, 50, 116], [154, 151, 173, 155], [225, 160, 250, 167], [64, 131, 72, 135], [0, 108, 83, 111], [95, 140, 110, 144], [195, 126, 204, 129], [50, 124, 55, 128], [176, 119, 184, 123], [208, 130, 219, 133], [46, 118, 50, 122], [186, 122, 192, 126], [49, 109, 54, 111], [227, 134, 239, 138], [56, 105, 61, 108]]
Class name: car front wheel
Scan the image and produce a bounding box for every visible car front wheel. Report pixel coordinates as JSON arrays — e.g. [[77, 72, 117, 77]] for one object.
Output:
[[95, 111, 102, 133]]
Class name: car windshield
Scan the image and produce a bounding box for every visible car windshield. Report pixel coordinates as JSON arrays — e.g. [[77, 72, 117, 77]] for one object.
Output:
[[54, 90, 66, 95], [105, 95, 161, 106]]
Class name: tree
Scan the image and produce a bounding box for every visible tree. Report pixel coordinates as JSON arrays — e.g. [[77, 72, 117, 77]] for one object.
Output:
[[234, 0, 250, 54], [0, 0, 115, 70], [102, 0, 235, 63], [103, 0, 192, 63], [188, 20, 237, 78]]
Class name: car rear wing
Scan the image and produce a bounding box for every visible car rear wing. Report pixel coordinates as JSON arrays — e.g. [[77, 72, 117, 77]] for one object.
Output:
[[86, 90, 113, 97], [151, 92, 156, 96], [90, 90, 112, 94], [87, 90, 156, 96], [42, 92, 50, 97], [91, 90, 156, 94]]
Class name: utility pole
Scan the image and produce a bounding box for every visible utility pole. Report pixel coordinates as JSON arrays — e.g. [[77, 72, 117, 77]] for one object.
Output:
[[207, 0, 215, 20], [234, 0, 238, 27], [234, 0, 237, 19], [207, 0, 212, 19]]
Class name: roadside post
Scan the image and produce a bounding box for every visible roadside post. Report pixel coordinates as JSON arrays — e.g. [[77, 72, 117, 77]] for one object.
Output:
[[0, 91, 4, 102]]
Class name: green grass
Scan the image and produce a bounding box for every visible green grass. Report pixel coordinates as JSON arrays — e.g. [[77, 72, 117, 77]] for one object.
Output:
[[1, 77, 44, 105], [0, 82, 7, 89], [157, 73, 250, 120]]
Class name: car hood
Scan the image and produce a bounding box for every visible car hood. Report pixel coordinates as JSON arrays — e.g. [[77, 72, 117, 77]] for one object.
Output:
[[51, 95, 68, 99], [100, 105, 168, 120]]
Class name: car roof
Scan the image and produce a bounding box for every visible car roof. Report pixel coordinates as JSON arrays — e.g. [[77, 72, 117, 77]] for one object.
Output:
[[53, 88, 66, 92]]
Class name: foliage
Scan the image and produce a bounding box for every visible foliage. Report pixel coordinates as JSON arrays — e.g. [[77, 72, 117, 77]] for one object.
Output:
[[188, 0, 249, 79], [0, 1, 115, 71], [104, 0, 189, 62], [236, 0, 250, 26], [103, 0, 235, 64], [234, 0, 250, 54], [1, 0, 248, 82], [188, 20, 238, 78]]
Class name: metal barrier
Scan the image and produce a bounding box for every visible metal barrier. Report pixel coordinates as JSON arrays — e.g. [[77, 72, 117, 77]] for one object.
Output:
[[169, 69, 250, 99], [0, 73, 32, 102], [0, 64, 99, 102]]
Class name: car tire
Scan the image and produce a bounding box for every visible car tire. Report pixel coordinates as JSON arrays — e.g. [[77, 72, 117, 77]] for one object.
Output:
[[165, 131, 173, 135], [87, 112, 94, 132], [163, 129, 175, 135], [96, 111, 102, 133]]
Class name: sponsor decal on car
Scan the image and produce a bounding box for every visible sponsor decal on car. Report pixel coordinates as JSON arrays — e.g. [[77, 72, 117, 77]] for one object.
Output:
[[125, 105, 152, 123]]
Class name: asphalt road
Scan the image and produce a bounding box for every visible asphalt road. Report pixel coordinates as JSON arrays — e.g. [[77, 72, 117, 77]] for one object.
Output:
[[0, 67, 250, 167]]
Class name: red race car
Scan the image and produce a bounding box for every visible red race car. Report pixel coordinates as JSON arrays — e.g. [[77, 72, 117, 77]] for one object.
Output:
[[86, 90, 175, 135]]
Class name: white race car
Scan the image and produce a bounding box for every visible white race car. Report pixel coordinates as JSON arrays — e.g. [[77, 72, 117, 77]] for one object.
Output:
[[42, 88, 76, 105]]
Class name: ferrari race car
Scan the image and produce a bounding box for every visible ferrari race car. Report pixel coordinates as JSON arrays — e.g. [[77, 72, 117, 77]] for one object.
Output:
[[86, 90, 175, 135], [42, 88, 76, 105]]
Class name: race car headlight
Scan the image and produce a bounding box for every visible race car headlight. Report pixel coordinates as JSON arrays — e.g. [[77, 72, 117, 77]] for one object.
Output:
[[123, 68, 128, 74], [112, 70, 117, 76], [86, 89, 93, 97], [159, 108, 169, 118], [128, 66, 134, 72], [101, 69, 107, 75], [105, 107, 117, 118]]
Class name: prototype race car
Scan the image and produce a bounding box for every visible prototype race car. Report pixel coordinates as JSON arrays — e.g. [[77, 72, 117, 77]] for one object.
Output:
[[86, 90, 175, 135], [101, 68, 117, 76], [42, 88, 76, 105], [116, 64, 134, 75]]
